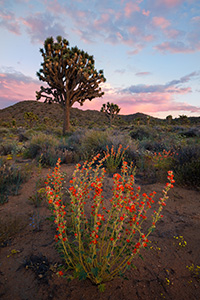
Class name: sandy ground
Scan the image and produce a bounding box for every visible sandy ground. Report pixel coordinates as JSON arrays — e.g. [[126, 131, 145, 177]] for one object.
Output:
[[0, 163, 200, 300]]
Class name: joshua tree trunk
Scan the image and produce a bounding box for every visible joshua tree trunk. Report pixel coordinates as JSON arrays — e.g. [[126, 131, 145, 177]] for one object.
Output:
[[63, 102, 70, 135]]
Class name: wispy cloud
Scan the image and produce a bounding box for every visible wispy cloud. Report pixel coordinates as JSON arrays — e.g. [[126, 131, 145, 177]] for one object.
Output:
[[154, 41, 199, 53], [0, 9, 21, 34], [121, 72, 198, 94], [135, 72, 152, 76], [21, 12, 67, 44], [155, 0, 184, 9], [152, 16, 171, 29], [124, 2, 140, 17], [115, 69, 126, 74]]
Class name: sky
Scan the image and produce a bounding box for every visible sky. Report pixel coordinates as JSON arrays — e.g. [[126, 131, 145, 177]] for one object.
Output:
[[0, 0, 200, 119]]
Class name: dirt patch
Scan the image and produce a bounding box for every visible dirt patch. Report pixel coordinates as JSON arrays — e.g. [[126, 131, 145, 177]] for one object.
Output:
[[0, 164, 199, 300]]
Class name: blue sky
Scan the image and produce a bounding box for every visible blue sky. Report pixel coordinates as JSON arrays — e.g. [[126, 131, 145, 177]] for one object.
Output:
[[0, 0, 200, 118]]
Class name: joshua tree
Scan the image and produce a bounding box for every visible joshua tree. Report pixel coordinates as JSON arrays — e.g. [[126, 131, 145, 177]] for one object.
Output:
[[100, 102, 120, 126], [36, 36, 106, 134], [147, 116, 151, 125], [166, 115, 172, 125], [24, 112, 39, 128], [179, 114, 189, 125]]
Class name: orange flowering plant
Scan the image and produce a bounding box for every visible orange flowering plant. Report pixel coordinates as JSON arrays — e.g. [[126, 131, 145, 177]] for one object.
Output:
[[45, 154, 175, 289], [104, 144, 129, 173], [153, 149, 176, 170]]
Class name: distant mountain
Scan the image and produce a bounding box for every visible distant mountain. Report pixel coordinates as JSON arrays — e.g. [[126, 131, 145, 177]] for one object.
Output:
[[0, 100, 156, 127], [0, 100, 199, 127]]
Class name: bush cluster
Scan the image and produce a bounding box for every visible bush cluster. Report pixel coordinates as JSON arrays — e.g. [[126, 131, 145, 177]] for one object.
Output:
[[0, 123, 200, 188]]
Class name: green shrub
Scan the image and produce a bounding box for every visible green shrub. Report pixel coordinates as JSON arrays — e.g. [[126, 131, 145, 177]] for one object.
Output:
[[0, 158, 30, 203], [0, 141, 15, 155], [129, 126, 156, 141], [24, 133, 59, 160], [81, 130, 109, 158], [173, 145, 200, 188], [0, 215, 28, 246], [180, 128, 200, 138], [0, 127, 10, 136]]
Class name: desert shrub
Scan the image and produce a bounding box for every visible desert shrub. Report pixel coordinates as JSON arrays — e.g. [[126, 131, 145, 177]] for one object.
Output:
[[81, 129, 109, 158], [0, 139, 25, 157], [129, 126, 156, 141], [1, 121, 11, 128], [180, 128, 200, 138], [24, 111, 39, 128], [0, 127, 10, 136], [173, 145, 200, 188], [0, 141, 16, 155], [61, 130, 85, 162], [139, 139, 166, 152], [0, 215, 29, 246], [0, 158, 30, 203], [24, 133, 59, 161], [175, 159, 200, 188], [170, 126, 186, 133], [29, 187, 46, 207], [38, 147, 68, 166]]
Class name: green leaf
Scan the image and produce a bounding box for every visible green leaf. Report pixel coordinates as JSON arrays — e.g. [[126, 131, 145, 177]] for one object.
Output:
[[139, 254, 144, 260], [123, 276, 129, 280], [91, 267, 99, 277], [98, 284, 105, 292], [131, 263, 136, 269], [119, 271, 124, 278], [86, 257, 92, 264], [67, 275, 74, 282], [79, 269, 87, 280]]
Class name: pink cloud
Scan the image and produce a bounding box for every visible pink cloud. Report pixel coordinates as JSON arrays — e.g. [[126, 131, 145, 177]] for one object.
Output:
[[143, 34, 154, 42], [192, 16, 200, 23], [154, 41, 196, 53], [0, 10, 21, 35], [164, 28, 182, 39], [152, 16, 170, 29], [127, 44, 144, 55], [124, 2, 140, 17], [128, 26, 138, 34], [44, 0, 65, 15], [21, 13, 66, 44], [142, 9, 150, 16], [94, 14, 110, 29], [0, 71, 40, 108], [155, 0, 184, 9], [135, 72, 152, 76]]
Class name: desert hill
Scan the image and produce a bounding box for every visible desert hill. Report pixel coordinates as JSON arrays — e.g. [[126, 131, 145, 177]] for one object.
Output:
[[0, 100, 200, 127], [0, 100, 161, 127]]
